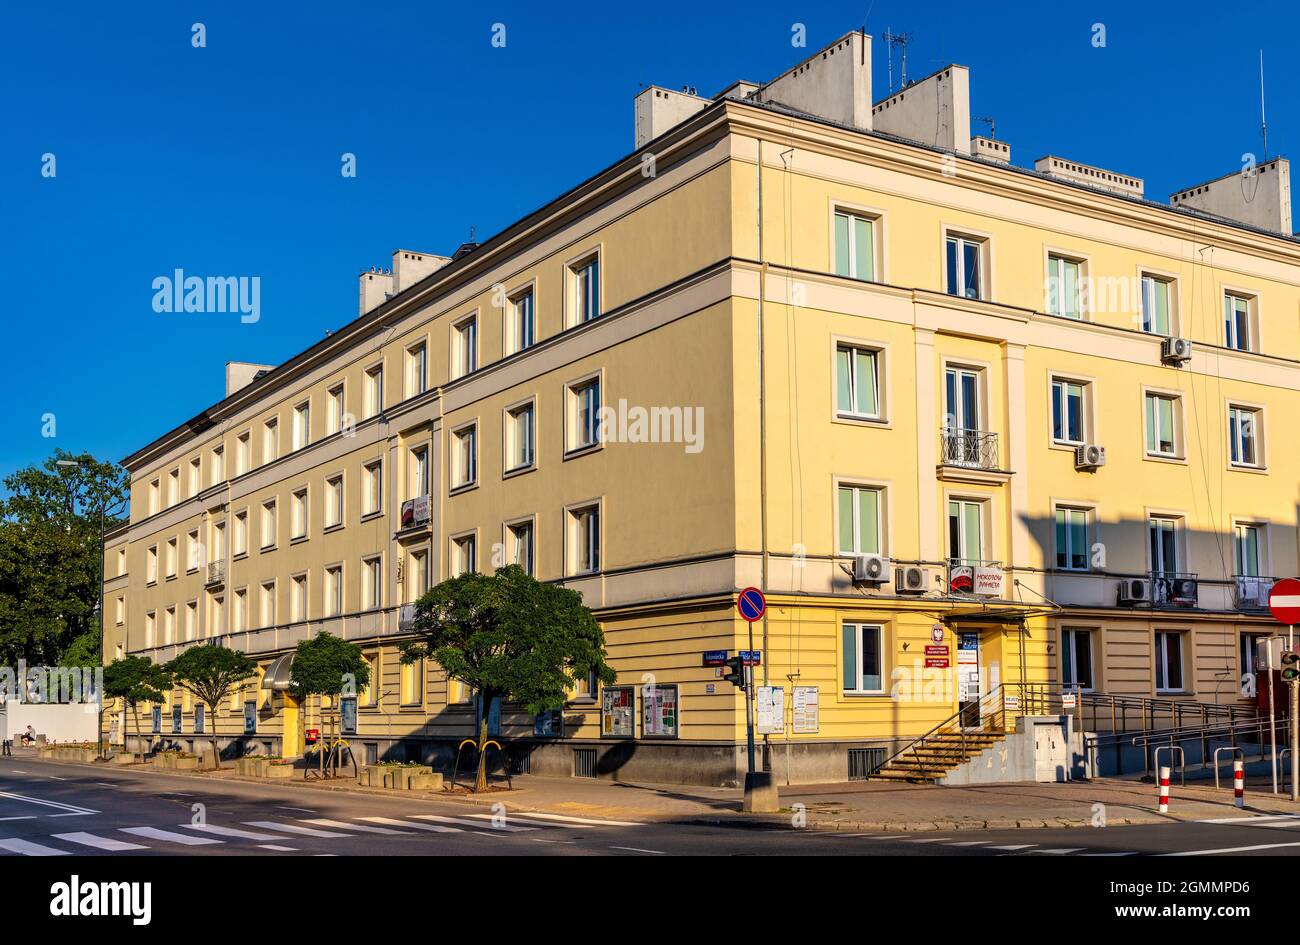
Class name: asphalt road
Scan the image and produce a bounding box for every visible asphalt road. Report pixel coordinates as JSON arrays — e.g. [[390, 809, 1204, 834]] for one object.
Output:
[[4, 756, 1300, 857]]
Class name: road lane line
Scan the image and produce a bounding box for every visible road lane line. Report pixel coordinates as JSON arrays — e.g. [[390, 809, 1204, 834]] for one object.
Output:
[[1080, 852, 1139, 856], [901, 837, 953, 843], [1164, 841, 1300, 856], [245, 821, 352, 838], [509, 812, 642, 827], [945, 840, 991, 846], [408, 814, 533, 832], [52, 832, 147, 852], [465, 814, 581, 829], [182, 823, 292, 840], [257, 844, 298, 852], [609, 845, 666, 855], [989, 844, 1036, 851], [302, 818, 410, 835], [1033, 848, 1084, 855], [358, 816, 464, 834], [0, 838, 70, 856], [0, 816, 36, 823], [121, 827, 221, 846], [275, 806, 317, 813], [0, 790, 96, 815]]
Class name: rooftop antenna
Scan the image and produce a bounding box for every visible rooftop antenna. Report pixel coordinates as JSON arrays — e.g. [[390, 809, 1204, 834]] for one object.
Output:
[[1259, 49, 1269, 161], [883, 28, 911, 94], [976, 115, 997, 140]]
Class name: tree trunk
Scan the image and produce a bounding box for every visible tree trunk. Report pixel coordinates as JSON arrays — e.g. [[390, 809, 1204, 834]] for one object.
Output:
[[475, 712, 489, 793], [131, 705, 142, 764], [208, 702, 220, 770]]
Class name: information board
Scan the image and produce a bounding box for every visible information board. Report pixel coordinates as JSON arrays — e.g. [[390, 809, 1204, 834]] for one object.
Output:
[[642, 684, 679, 738], [792, 686, 820, 733], [601, 686, 635, 738], [243, 700, 257, 735], [340, 697, 357, 735], [757, 686, 785, 735]]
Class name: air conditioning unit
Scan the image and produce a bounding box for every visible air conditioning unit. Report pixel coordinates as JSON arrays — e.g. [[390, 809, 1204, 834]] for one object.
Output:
[[894, 565, 928, 594], [1161, 337, 1193, 365], [1117, 577, 1149, 606], [852, 554, 890, 585], [1074, 444, 1106, 470]]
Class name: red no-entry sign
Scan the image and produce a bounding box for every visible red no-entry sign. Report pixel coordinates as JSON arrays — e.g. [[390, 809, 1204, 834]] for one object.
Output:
[[1269, 578, 1300, 625]]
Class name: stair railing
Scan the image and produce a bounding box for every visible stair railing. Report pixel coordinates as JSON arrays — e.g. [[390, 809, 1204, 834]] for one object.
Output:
[[877, 684, 1014, 780]]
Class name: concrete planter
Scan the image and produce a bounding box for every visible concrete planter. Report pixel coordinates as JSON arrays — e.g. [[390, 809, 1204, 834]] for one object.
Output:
[[265, 763, 295, 779], [410, 772, 443, 791], [112, 753, 137, 766], [172, 755, 199, 770], [358, 766, 382, 787]]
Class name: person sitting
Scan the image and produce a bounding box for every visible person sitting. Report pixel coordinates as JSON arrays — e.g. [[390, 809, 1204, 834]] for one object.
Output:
[[19, 725, 36, 747]]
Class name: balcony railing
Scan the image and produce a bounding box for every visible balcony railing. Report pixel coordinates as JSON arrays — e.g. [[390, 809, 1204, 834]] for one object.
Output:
[[1151, 571, 1198, 608], [1233, 575, 1275, 612], [400, 495, 431, 530], [940, 428, 999, 470], [205, 559, 226, 587]]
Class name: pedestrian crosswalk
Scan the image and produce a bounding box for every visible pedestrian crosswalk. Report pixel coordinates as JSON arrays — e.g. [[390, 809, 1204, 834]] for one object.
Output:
[[0, 809, 644, 856], [819, 833, 1139, 856]]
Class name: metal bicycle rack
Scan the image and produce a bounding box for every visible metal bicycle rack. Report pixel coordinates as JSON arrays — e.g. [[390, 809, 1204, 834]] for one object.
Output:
[[1212, 746, 1245, 790], [1152, 745, 1186, 786]]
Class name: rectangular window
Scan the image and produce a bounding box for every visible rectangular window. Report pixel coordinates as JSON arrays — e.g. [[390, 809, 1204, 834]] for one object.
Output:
[[454, 315, 478, 378], [365, 364, 384, 419], [293, 402, 311, 451], [165, 537, 178, 578], [210, 445, 225, 486], [291, 574, 308, 623], [1224, 293, 1251, 351], [116, 547, 127, 576], [452, 535, 477, 576], [569, 379, 601, 451], [233, 588, 247, 634], [841, 622, 884, 694], [1141, 275, 1172, 336], [508, 521, 534, 576], [507, 403, 535, 470], [1047, 255, 1082, 319], [1144, 393, 1179, 456], [188, 457, 202, 496], [1061, 628, 1094, 690], [184, 601, 197, 641], [511, 289, 535, 352], [291, 488, 308, 540], [1051, 379, 1086, 445], [261, 499, 277, 549], [573, 257, 600, 323], [570, 505, 600, 575], [408, 446, 430, 500], [236, 431, 251, 475], [947, 499, 983, 566], [408, 550, 429, 600], [324, 565, 343, 617], [167, 469, 179, 506], [1228, 405, 1260, 467], [362, 557, 382, 610], [835, 345, 880, 419], [944, 366, 981, 433], [363, 460, 383, 515], [325, 475, 344, 528], [148, 479, 160, 515], [263, 417, 279, 465], [833, 210, 875, 281], [945, 235, 983, 300], [233, 510, 247, 556], [186, 530, 201, 572], [1155, 631, 1184, 692], [147, 545, 158, 584], [260, 581, 276, 629], [1149, 517, 1179, 577], [1055, 507, 1089, 571], [327, 384, 345, 435], [400, 659, 423, 706], [453, 425, 477, 489], [360, 654, 377, 707], [836, 484, 881, 556], [1234, 523, 1261, 577], [406, 342, 428, 397]]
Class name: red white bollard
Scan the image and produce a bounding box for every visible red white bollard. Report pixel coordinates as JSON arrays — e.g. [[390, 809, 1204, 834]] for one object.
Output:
[[1233, 759, 1245, 809], [1158, 765, 1170, 813]]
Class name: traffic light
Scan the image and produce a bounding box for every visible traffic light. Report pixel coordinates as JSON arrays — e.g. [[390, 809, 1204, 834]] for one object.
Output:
[[1282, 651, 1300, 681], [722, 655, 746, 690]]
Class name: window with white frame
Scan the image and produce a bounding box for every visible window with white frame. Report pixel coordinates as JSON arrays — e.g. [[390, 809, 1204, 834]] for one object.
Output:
[[164, 606, 176, 644], [947, 499, 984, 566], [1154, 631, 1185, 692], [454, 314, 478, 378], [362, 460, 383, 516], [261, 499, 277, 549], [117, 546, 127, 576], [1051, 378, 1087, 445], [362, 556, 382, 610], [569, 504, 600, 575], [360, 653, 377, 706], [147, 545, 158, 584], [327, 384, 345, 435], [1144, 392, 1180, 457], [568, 378, 601, 452], [165, 537, 178, 578], [148, 478, 160, 515], [842, 622, 884, 694], [1055, 506, 1090, 571], [324, 565, 343, 617], [1046, 254, 1083, 319], [263, 417, 279, 464], [293, 401, 311, 451], [406, 342, 427, 397], [506, 402, 535, 471], [833, 210, 875, 281], [232, 588, 247, 634], [167, 468, 179, 505], [211, 445, 225, 486], [1224, 292, 1253, 351], [233, 510, 247, 556], [510, 288, 535, 352], [1234, 523, 1262, 577], [291, 573, 308, 623], [1149, 516, 1179, 578], [291, 488, 308, 540], [408, 445, 429, 500], [837, 484, 882, 556], [211, 520, 225, 562], [115, 596, 125, 626], [835, 344, 880, 419], [945, 234, 984, 300], [1061, 628, 1094, 690], [186, 529, 201, 572], [451, 534, 476, 576], [1140, 274, 1173, 336], [325, 475, 344, 528], [188, 457, 202, 496], [209, 593, 224, 637], [260, 581, 276, 628], [1228, 405, 1261, 467], [452, 424, 477, 489], [365, 363, 384, 418], [236, 431, 251, 475], [400, 658, 423, 706], [508, 520, 534, 576], [184, 601, 197, 641], [572, 256, 600, 323], [145, 611, 156, 648], [407, 549, 430, 600]]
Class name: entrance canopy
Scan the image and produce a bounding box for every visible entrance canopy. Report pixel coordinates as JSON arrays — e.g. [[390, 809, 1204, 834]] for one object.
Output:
[[261, 653, 294, 691]]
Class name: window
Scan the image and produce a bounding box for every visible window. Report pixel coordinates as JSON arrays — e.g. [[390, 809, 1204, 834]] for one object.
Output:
[[115, 596, 125, 626], [186, 530, 201, 572], [259, 581, 276, 628], [510, 288, 535, 352], [184, 601, 197, 641], [291, 573, 308, 623], [1228, 405, 1260, 467], [451, 534, 477, 576], [944, 366, 980, 433], [1234, 523, 1262, 577], [325, 475, 344, 528], [1046, 254, 1083, 319], [148, 479, 160, 515], [146, 545, 158, 584], [359, 653, 377, 707], [365, 363, 384, 419], [569, 504, 600, 575], [211, 445, 225, 486], [164, 607, 175, 645], [262, 417, 279, 464], [1154, 631, 1184, 692], [116, 547, 127, 576], [508, 521, 534, 575], [407, 550, 430, 600], [452, 424, 477, 489], [572, 256, 600, 323], [1061, 628, 1094, 690], [399, 658, 423, 706], [833, 210, 875, 281], [211, 520, 225, 562], [406, 342, 427, 397], [209, 594, 224, 637], [1141, 274, 1173, 336], [1149, 517, 1179, 577], [835, 344, 880, 419], [945, 234, 983, 300], [236, 431, 251, 475], [408, 445, 430, 500], [841, 622, 884, 694], [1224, 293, 1252, 351], [165, 537, 178, 578], [1144, 392, 1179, 457], [1055, 507, 1090, 571], [324, 565, 343, 617], [145, 612, 156, 648], [233, 510, 248, 556], [1242, 632, 1267, 680], [837, 484, 881, 556], [568, 378, 601, 452], [362, 460, 383, 516], [167, 468, 179, 506], [506, 402, 535, 471], [188, 457, 202, 496], [261, 499, 277, 549], [947, 499, 984, 566], [291, 488, 308, 540], [1051, 378, 1086, 445], [293, 401, 311, 451], [233, 588, 247, 634], [362, 557, 383, 610], [454, 314, 478, 378], [327, 384, 345, 435]]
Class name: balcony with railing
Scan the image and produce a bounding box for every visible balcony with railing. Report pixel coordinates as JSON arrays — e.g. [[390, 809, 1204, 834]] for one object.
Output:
[[399, 495, 432, 532], [205, 559, 226, 587], [938, 429, 1008, 483], [1151, 571, 1198, 608], [1233, 575, 1275, 612]]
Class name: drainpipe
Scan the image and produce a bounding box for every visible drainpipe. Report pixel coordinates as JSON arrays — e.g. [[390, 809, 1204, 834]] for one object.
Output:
[[757, 138, 771, 772]]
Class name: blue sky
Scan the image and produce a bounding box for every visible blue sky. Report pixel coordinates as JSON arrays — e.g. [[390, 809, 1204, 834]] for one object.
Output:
[[3, 0, 1296, 485]]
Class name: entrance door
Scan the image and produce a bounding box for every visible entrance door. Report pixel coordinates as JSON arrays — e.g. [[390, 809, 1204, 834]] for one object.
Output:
[[957, 631, 982, 728]]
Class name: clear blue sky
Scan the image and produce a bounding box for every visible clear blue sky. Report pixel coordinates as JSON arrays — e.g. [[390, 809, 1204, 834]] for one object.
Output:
[[3, 0, 1295, 485]]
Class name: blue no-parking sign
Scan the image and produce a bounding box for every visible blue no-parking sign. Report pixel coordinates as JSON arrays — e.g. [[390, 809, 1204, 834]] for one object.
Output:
[[737, 587, 766, 622]]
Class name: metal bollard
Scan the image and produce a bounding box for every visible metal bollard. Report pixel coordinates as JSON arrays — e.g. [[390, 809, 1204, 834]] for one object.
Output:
[[1158, 765, 1170, 813], [1234, 759, 1245, 809]]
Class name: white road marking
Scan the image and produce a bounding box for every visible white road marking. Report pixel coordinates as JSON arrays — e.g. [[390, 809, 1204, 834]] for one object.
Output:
[[52, 832, 146, 852], [1196, 813, 1300, 824], [532, 838, 576, 844], [465, 814, 578, 829], [509, 811, 642, 827], [121, 826, 220, 846], [257, 844, 298, 852], [358, 816, 463, 834], [609, 845, 666, 855], [47, 812, 95, 818], [409, 814, 532, 832], [0, 816, 36, 823], [945, 840, 991, 846], [182, 823, 291, 840], [245, 821, 351, 838], [901, 837, 953, 843], [0, 790, 96, 815], [276, 806, 317, 813], [0, 837, 69, 856], [47, 776, 66, 781], [302, 818, 410, 835], [1080, 852, 1139, 856], [1165, 841, 1300, 856], [10, 770, 26, 774], [1033, 848, 1084, 855], [990, 844, 1036, 851]]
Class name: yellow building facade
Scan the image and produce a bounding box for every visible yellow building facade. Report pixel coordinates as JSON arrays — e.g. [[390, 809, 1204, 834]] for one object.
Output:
[[104, 34, 1295, 784]]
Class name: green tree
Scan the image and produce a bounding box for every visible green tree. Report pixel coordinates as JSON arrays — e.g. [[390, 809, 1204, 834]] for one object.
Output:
[[401, 565, 614, 792], [166, 645, 257, 769], [0, 450, 128, 665], [102, 656, 172, 763], [289, 632, 370, 774]]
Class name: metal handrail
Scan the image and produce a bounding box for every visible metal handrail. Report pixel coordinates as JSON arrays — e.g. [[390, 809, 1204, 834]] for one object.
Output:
[[876, 684, 1013, 779], [939, 428, 999, 469]]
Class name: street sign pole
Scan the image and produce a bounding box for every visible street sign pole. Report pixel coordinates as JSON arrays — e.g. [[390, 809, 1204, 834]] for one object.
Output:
[[736, 588, 773, 812], [745, 619, 756, 776], [1269, 659, 1278, 794], [1267, 583, 1300, 798]]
